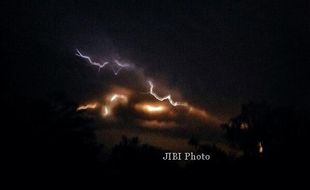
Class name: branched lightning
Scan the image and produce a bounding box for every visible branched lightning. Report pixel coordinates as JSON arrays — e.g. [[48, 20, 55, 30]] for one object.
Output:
[[112, 59, 131, 75], [76, 49, 131, 74], [147, 81, 188, 107], [76, 49, 109, 72], [74, 47, 223, 128]]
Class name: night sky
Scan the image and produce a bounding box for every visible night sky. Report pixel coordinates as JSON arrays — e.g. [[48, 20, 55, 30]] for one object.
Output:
[[4, 0, 309, 120], [3, 1, 310, 177]]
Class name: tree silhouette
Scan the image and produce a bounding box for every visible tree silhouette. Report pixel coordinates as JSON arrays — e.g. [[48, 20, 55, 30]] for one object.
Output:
[[222, 102, 308, 162], [188, 136, 200, 150]]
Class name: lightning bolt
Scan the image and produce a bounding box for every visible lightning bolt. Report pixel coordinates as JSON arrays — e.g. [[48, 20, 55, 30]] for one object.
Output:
[[147, 81, 188, 107], [76, 49, 109, 72], [112, 59, 131, 75], [76, 49, 131, 75], [74, 49, 222, 126]]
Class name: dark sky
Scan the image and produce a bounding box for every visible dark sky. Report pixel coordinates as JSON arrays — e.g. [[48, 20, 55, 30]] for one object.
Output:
[[3, 0, 309, 120]]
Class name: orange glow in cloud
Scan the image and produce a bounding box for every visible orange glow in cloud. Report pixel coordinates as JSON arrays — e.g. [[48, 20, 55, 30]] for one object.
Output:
[[138, 119, 177, 128], [76, 85, 221, 128], [188, 106, 222, 125], [188, 106, 209, 119], [100, 93, 129, 118], [76, 103, 98, 111], [102, 105, 110, 117], [144, 105, 165, 112], [135, 103, 168, 114], [109, 94, 128, 103]]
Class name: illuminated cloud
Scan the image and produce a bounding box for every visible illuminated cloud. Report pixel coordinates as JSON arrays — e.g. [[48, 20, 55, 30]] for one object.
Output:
[[144, 105, 165, 112], [102, 105, 110, 117], [74, 49, 221, 129], [188, 106, 221, 125], [108, 94, 128, 103], [138, 119, 178, 128], [134, 103, 168, 115], [76, 102, 98, 111], [102, 93, 129, 118], [76, 85, 221, 129]]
